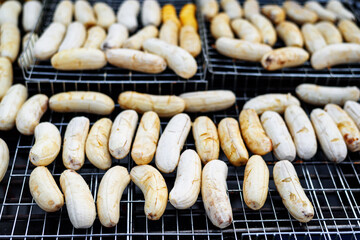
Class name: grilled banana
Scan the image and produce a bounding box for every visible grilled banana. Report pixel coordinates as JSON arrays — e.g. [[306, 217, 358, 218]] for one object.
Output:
[[243, 155, 269, 210], [30, 122, 61, 167], [94, 2, 116, 29], [0, 57, 12, 100], [0, 23, 20, 63], [109, 110, 138, 160], [159, 20, 179, 46], [315, 21, 342, 45], [202, 160, 233, 229], [218, 118, 248, 166], [338, 19, 360, 44], [273, 160, 314, 223], [58, 22, 86, 52], [180, 26, 201, 57], [210, 13, 234, 39], [221, 0, 242, 19], [283, 1, 318, 24], [0, 139, 9, 182], [301, 23, 327, 54], [74, 0, 96, 28], [23, 1, 42, 32], [326, 0, 355, 21], [53, 0, 74, 26], [101, 23, 128, 50], [130, 165, 168, 220], [231, 19, 261, 43], [305, 1, 336, 22], [141, 0, 161, 27], [0, 0, 21, 26], [276, 21, 304, 47], [97, 166, 130, 227], [249, 14, 277, 46], [155, 113, 191, 173], [63, 117, 90, 170], [29, 166, 64, 212], [84, 26, 107, 50], [310, 109, 347, 163], [117, 0, 140, 33], [169, 149, 201, 209], [123, 25, 158, 50], [60, 169, 96, 229], [244, 0, 260, 20], [344, 101, 360, 129], [200, 0, 219, 20], [261, 5, 285, 24], [261, 47, 309, 71]]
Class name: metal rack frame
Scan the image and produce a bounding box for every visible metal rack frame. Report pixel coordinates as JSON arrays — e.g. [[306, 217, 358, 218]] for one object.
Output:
[[19, 0, 208, 94], [1, 87, 360, 239], [200, 0, 360, 89]]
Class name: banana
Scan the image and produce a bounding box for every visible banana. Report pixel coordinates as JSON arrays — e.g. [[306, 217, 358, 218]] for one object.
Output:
[[141, 0, 161, 27], [276, 21, 304, 47], [326, 0, 355, 21], [60, 169, 96, 229], [34, 22, 66, 60], [180, 26, 201, 57], [221, 0, 242, 19], [18, 32, 38, 69], [58, 22, 86, 52], [200, 0, 219, 20], [143, 38, 198, 79], [338, 19, 360, 44], [155, 113, 191, 173], [283, 1, 318, 24], [250, 14, 277, 46], [243, 93, 300, 114], [284, 105, 317, 160], [315, 21, 342, 45], [0, 84, 27, 131], [179, 4, 197, 30], [94, 2, 115, 29], [30, 122, 61, 167], [210, 13, 234, 39], [118, 91, 185, 117], [296, 84, 360, 106], [63, 117, 90, 170], [305, 1, 336, 22], [101, 23, 128, 50], [86, 118, 112, 170], [117, 0, 140, 33], [0, 57, 13, 99], [169, 149, 201, 209], [84, 26, 107, 49], [49, 91, 114, 115], [325, 104, 360, 152], [231, 19, 261, 43], [344, 101, 360, 129], [243, 155, 269, 210], [53, 0, 74, 26], [311, 43, 360, 70], [193, 116, 220, 164], [131, 111, 160, 165], [310, 109, 347, 163], [261, 47, 309, 71], [273, 160, 314, 223], [74, 0, 96, 28], [261, 111, 296, 161], [301, 23, 327, 54], [244, 0, 260, 20], [0, 23, 20, 63], [159, 20, 179, 46], [261, 5, 285, 24], [23, 0, 42, 32], [239, 109, 272, 155], [0, 138, 9, 182], [16, 94, 48, 135], [123, 25, 158, 50], [215, 37, 272, 62], [218, 118, 248, 166], [202, 160, 232, 229], [0, 0, 21, 26], [130, 165, 168, 220], [29, 166, 64, 212], [109, 110, 138, 160], [97, 166, 130, 227], [106, 48, 167, 74], [179, 90, 236, 113]]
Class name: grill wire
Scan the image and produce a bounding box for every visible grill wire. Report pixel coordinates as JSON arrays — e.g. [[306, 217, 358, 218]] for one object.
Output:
[[4, 0, 360, 239]]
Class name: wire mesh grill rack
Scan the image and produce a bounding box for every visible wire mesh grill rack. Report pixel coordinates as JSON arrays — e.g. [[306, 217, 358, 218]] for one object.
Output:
[[20, 0, 208, 94], [200, 0, 360, 89], [1, 87, 360, 239]]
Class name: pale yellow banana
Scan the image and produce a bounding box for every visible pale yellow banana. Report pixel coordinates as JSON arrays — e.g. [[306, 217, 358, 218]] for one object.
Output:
[[0, 138, 9, 182], [344, 101, 360, 129]]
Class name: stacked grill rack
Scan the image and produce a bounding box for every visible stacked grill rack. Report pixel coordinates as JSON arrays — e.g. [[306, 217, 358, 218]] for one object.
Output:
[[2, 0, 360, 239]]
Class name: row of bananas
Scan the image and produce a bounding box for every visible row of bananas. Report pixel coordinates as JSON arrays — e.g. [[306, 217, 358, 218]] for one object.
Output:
[[205, 0, 360, 71]]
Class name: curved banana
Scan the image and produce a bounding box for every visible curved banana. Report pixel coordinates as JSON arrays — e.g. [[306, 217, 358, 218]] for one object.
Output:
[[276, 21, 304, 47], [202, 160, 232, 229], [344, 101, 360, 129], [53, 0, 74, 26], [117, 0, 140, 33], [84, 26, 107, 50], [23, 1, 42, 32], [261, 47, 309, 71], [305, 1, 336, 22], [101, 23, 128, 50], [338, 19, 360, 44], [159, 20, 179, 46], [59, 22, 86, 52], [283, 1, 318, 24], [74, 0, 96, 28], [169, 149, 201, 209], [60, 170, 96, 229], [221, 0, 242, 20], [210, 13, 234, 39], [0, 1, 21, 26], [141, 0, 161, 27], [0, 23, 20, 63], [155, 113, 191, 173], [30, 122, 61, 166], [0, 138, 9, 182], [94, 2, 116, 29], [130, 165, 168, 220], [261, 5, 285, 24], [29, 166, 64, 212], [244, 0, 260, 20], [123, 25, 158, 50], [315, 21, 342, 45], [231, 19, 261, 43], [249, 14, 276, 46], [326, 0, 355, 21], [180, 26, 201, 57], [97, 166, 130, 227], [273, 160, 314, 223], [200, 0, 219, 20], [301, 23, 327, 54]]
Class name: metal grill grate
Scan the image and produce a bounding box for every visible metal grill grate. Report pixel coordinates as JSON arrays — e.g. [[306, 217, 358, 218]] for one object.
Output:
[[20, 0, 208, 94], [1, 87, 360, 239], [200, 0, 360, 89]]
